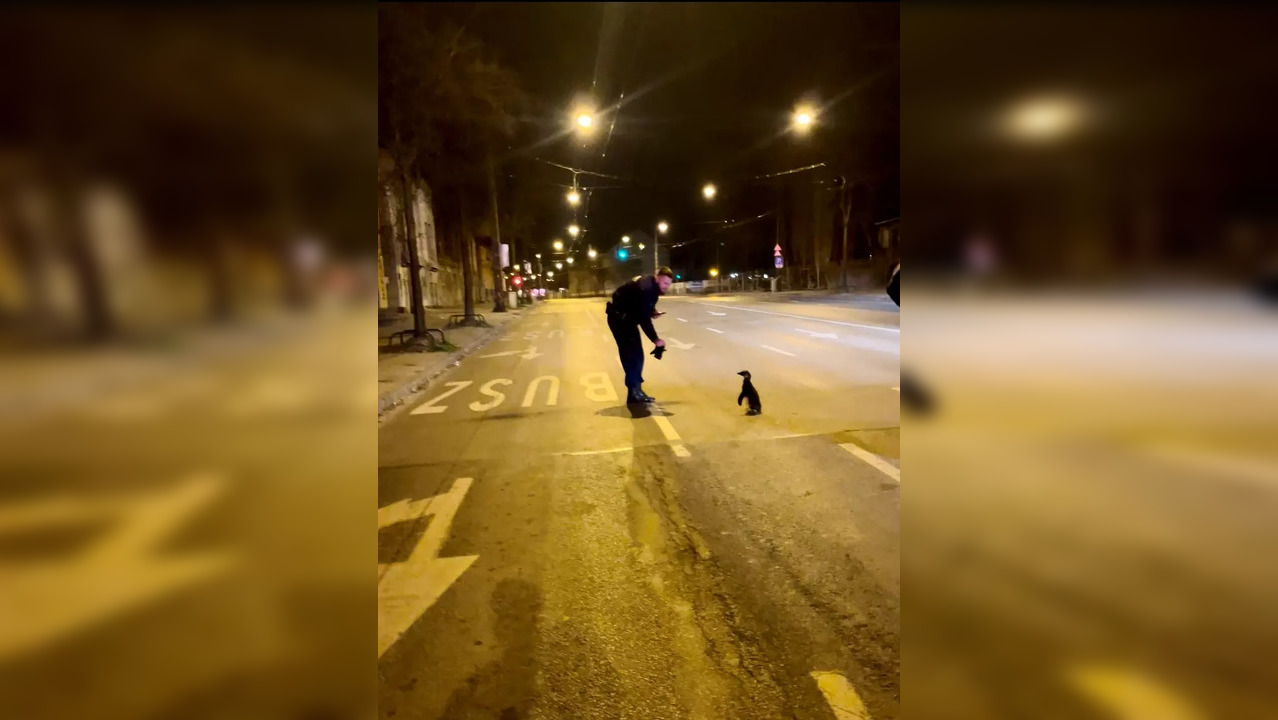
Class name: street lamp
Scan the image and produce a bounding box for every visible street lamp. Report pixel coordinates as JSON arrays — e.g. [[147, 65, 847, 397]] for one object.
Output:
[[576, 113, 593, 129], [792, 105, 816, 134], [552, 239, 564, 252], [535, 253, 542, 259], [622, 235, 630, 244], [638, 243, 645, 251], [654, 221, 668, 271], [566, 257, 575, 265], [587, 248, 598, 259], [555, 262, 563, 269], [1005, 96, 1086, 141], [566, 189, 581, 206], [702, 183, 717, 201], [709, 268, 719, 277], [568, 224, 580, 237]]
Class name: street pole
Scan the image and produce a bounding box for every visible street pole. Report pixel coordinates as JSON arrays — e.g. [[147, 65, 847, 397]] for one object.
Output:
[[653, 224, 660, 274]]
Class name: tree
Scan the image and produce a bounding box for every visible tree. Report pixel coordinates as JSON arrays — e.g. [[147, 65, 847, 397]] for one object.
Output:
[[379, 6, 526, 327]]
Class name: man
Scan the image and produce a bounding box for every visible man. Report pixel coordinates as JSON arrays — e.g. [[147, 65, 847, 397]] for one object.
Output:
[[606, 266, 674, 404]]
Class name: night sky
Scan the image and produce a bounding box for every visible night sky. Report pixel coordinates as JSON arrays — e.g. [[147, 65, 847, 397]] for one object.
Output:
[[415, 3, 899, 276]]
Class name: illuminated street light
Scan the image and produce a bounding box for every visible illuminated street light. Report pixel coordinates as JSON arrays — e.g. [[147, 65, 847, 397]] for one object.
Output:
[[657, 221, 669, 234], [535, 253, 542, 259], [568, 224, 580, 237], [622, 235, 630, 244], [555, 262, 563, 269], [566, 257, 575, 265], [638, 243, 645, 250], [587, 248, 598, 259], [792, 105, 816, 134], [702, 183, 717, 201], [548, 271, 555, 278], [576, 113, 593, 129], [709, 268, 719, 277], [1005, 96, 1086, 141], [566, 189, 581, 206], [552, 239, 564, 252]]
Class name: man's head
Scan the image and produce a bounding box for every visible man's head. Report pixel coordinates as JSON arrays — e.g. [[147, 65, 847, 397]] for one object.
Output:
[[656, 266, 675, 294]]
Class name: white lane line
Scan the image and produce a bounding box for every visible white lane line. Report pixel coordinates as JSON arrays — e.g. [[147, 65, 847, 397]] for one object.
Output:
[[707, 328, 725, 334], [761, 345, 797, 357], [561, 446, 634, 456], [810, 671, 872, 720], [677, 318, 688, 323], [797, 328, 838, 339], [840, 444, 900, 482], [713, 304, 900, 333], [1067, 664, 1203, 720], [708, 311, 727, 316]]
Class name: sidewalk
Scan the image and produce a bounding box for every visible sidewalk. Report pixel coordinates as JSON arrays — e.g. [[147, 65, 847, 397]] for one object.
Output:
[[377, 304, 527, 417]]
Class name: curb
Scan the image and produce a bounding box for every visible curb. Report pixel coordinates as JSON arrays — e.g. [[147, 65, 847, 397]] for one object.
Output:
[[376, 313, 522, 418]]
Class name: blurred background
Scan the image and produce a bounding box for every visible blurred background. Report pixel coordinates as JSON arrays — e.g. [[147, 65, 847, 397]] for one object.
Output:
[[0, 7, 375, 720], [904, 5, 1278, 720]]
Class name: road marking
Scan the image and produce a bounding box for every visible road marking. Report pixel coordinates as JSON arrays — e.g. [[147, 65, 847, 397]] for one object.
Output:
[[677, 318, 687, 322], [761, 345, 797, 357], [562, 446, 634, 456], [0, 473, 235, 661], [1067, 664, 1203, 720], [707, 328, 725, 334], [665, 337, 696, 350], [522, 375, 560, 407], [711, 304, 900, 333], [810, 671, 872, 720], [468, 379, 513, 412], [650, 410, 691, 458], [478, 346, 540, 359], [411, 381, 472, 415], [797, 328, 838, 339], [708, 311, 727, 316], [580, 372, 619, 402], [378, 478, 477, 657], [840, 443, 900, 482]]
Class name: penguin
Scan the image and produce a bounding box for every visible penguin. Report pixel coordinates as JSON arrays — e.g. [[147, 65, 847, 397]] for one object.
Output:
[[737, 370, 762, 416]]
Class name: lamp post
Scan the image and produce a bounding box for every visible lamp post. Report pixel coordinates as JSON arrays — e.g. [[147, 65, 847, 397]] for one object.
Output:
[[654, 221, 668, 272]]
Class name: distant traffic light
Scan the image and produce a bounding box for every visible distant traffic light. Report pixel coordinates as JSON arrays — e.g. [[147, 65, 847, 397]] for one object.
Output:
[[676, 274, 682, 280], [617, 248, 629, 261]]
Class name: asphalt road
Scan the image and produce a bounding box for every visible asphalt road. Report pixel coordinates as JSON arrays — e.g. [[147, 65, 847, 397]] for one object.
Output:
[[377, 294, 902, 720]]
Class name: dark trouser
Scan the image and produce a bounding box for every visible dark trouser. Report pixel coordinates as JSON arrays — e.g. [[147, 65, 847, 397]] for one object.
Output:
[[607, 316, 644, 393]]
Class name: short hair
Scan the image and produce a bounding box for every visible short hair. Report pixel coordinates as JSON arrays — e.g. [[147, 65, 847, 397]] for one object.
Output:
[[656, 266, 675, 279]]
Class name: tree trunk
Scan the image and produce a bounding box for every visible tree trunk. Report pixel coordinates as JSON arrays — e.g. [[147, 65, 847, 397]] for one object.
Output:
[[487, 152, 506, 312], [459, 194, 476, 319], [399, 168, 427, 337]]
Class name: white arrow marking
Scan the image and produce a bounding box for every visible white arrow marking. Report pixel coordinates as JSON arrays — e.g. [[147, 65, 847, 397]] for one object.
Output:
[[378, 478, 478, 658], [797, 328, 838, 339], [1067, 664, 1203, 720], [810, 671, 872, 720], [477, 346, 541, 360], [665, 338, 696, 350]]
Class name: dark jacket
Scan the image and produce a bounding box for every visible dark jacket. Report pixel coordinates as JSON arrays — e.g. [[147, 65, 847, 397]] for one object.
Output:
[[607, 275, 661, 342]]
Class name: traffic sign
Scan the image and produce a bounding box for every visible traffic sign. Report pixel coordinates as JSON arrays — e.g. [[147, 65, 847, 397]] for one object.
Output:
[[775, 256, 784, 269], [774, 244, 782, 257]]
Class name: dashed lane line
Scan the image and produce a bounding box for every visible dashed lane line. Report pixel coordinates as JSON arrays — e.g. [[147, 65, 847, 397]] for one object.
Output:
[[840, 443, 900, 482]]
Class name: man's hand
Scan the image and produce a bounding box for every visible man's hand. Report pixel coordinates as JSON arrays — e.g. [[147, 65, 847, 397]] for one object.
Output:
[[654, 338, 666, 348], [652, 310, 666, 318]]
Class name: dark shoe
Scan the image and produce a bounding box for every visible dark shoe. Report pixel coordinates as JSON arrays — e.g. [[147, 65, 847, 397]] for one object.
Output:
[[626, 390, 646, 405], [638, 391, 656, 403]]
